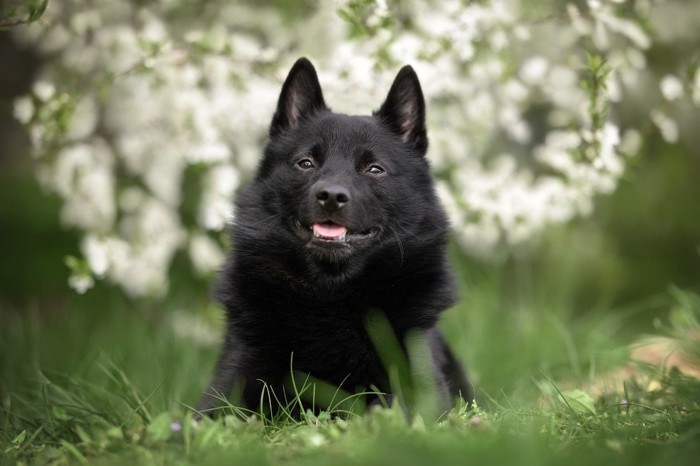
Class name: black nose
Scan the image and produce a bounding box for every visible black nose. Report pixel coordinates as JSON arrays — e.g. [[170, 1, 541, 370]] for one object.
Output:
[[315, 184, 350, 211]]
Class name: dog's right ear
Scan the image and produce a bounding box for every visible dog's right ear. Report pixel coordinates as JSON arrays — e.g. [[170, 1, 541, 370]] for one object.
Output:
[[270, 58, 327, 138]]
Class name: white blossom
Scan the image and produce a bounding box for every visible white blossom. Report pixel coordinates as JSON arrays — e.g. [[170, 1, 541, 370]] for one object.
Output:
[[196, 164, 239, 231], [68, 273, 95, 294], [13, 96, 34, 124], [619, 128, 643, 157], [52, 141, 116, 232], [660, 74, 683, 101], [170, 309, 221, 346], [82, 235, 110, 277], [650, 109, 679, 143], [67, 95, 99, 140], [189, 233, 225, 276], [520, 56, 549, 85], [32, 80, 56, 101]]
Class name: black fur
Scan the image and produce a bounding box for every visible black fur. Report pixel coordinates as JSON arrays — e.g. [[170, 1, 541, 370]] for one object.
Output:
[[196, 57, 472, 417]]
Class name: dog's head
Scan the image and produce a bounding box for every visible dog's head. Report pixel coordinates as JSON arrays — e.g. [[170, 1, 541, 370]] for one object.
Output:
[[236, 58, 448, 276]]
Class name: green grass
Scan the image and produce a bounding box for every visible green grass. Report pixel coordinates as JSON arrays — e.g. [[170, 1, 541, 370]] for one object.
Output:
[[1, 271, 699, 466]]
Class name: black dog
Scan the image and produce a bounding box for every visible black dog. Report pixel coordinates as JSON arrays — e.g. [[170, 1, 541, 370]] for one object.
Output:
[[196, 57, 471, 417]]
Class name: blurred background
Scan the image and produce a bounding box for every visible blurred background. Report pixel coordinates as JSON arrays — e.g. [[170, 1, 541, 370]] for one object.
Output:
[[1, 0, 699, 411]]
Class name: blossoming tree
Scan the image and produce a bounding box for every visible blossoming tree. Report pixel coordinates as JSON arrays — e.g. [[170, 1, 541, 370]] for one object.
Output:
[[10, 0, 700, 297]]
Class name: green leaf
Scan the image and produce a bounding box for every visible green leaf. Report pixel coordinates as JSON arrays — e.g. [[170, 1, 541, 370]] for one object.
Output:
[[64, 255, 92, 275], [75, 425, 92, 445], [11, 430, 27, 447], [51, 405, 71, 421], [61, 440, 88, 464], [560, 389, 596, 414], [106, 426, 124, 440], [146, 412, 174, 442], [27, 0, 49, 21]]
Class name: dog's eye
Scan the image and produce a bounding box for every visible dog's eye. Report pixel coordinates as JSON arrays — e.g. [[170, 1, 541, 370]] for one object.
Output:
[[366, 165, 385, 176], [297, 159, 314, 170]]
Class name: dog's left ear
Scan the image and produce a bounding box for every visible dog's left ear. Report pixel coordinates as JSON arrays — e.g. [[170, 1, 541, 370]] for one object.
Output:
[[270, 57, 328, 138], [375, 66, 428, 154]]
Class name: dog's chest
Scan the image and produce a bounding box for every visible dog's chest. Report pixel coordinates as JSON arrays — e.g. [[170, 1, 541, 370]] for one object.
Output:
[[291, 319, 383, 387], [240, 300, 386, 385]]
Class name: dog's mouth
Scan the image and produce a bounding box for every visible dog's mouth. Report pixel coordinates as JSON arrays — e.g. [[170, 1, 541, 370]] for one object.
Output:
[[312, 222, 348, 240], [294, 220, 378, 245]]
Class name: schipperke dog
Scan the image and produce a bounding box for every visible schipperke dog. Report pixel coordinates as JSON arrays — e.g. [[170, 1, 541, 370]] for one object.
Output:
[[196, 57, 471, 418]]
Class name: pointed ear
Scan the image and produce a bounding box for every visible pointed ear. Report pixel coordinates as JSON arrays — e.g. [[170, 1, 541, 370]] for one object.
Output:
[[270, 58, 327, 137], [375, 65, 428, 154]]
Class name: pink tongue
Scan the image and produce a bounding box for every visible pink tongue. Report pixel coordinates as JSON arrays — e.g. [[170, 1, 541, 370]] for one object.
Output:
[[313, 223, 347, 238]]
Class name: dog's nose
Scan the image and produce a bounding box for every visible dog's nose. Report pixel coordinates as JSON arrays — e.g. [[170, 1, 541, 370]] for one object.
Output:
[[315, 184, 350, 211]]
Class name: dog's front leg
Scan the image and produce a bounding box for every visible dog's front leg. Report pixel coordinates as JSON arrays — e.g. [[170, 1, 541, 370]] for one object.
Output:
[[194, 334, 241, 419]]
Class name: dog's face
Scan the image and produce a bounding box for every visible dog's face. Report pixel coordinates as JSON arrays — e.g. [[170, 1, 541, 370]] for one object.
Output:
[[236, 58, 447, 274]]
